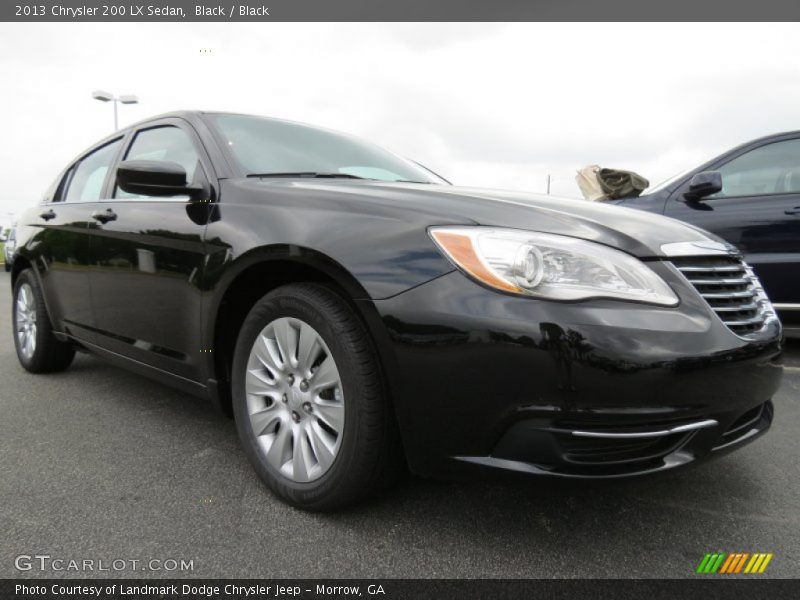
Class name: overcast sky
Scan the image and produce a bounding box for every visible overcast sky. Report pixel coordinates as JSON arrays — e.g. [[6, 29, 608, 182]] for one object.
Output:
[[1, 22, 800, 228]]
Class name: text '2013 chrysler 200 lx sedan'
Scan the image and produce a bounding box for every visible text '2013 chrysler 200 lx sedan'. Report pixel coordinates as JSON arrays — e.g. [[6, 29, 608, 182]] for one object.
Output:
[[11, 112, 784, 510]]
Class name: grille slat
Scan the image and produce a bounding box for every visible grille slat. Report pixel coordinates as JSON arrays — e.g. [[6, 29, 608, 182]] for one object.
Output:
[[701, 289, 757, 300], [670, 255, 775, 337], [558, 433, 689, 465], [721, 316, 767, 327], [722, 404, 765, 440], [686, 277, 750, 285], [677, 265, 745, 273], [712, 303, 758, 312]]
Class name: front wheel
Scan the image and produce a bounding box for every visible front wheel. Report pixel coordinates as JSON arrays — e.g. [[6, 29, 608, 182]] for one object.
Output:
[[13, 269, 75, 373], [231, 283, 399, 511]]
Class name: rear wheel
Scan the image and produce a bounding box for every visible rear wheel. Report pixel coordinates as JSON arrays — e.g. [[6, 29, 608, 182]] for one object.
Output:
[[231, 283, 398, 510], [13, 269, 75, 373]]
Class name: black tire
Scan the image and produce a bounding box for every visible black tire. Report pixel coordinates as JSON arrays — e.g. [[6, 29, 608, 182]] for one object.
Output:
[[4, 262, 9, 273], [12, 269, 75, 373], [231, 283, 399, 511]]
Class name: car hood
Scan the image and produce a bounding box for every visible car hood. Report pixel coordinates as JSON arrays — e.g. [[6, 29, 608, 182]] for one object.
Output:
[[253, 179, 722, 259]]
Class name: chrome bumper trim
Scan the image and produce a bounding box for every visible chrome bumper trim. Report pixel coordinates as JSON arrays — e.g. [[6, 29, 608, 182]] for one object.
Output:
[[571, 419, 718, 439]]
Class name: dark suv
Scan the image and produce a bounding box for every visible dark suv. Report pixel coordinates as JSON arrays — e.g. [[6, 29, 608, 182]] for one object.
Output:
[[11, 112, 784, 510], [618, 131, 800, 337]]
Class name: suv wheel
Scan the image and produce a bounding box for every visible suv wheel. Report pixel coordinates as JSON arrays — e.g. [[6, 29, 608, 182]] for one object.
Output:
[[232, 283, 398, 510], [13, 269, 75, 372]]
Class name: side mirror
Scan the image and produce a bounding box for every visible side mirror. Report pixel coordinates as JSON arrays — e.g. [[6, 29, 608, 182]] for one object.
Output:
[[684, 171, 722, 201], [117, 160, 206, 199]]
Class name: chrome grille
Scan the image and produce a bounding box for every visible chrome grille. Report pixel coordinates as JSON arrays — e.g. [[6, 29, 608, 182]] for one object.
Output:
[[669, 255, 775, 337]]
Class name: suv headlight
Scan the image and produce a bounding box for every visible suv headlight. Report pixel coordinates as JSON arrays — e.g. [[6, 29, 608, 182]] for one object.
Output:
[[429, 226, 678, 306]]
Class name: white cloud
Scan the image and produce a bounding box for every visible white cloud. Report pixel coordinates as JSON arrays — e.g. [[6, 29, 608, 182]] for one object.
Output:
[[1, 22, 800, 227]]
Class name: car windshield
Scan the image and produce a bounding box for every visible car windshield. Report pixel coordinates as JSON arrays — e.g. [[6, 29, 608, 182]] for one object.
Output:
[[210, 114, 445, 184]]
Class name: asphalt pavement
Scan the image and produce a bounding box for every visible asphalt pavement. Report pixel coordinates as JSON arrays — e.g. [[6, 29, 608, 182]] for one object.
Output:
[[0, 271, 798, 579]]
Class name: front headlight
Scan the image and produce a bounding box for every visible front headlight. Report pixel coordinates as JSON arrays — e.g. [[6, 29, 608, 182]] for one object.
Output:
[[429, 226, 678, 306]]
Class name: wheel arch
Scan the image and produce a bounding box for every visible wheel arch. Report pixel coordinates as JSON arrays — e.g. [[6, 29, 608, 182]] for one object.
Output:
[[206, 245, 402, 424], [9, 255, 68, 343], [10, 254, 32, 289]]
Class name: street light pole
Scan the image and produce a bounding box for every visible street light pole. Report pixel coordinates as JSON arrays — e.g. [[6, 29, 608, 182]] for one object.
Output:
[[91, 90, 139, 130]]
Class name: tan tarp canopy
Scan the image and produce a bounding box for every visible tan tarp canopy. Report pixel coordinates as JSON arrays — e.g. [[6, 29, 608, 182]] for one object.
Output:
[[576, 165, 649, 201]]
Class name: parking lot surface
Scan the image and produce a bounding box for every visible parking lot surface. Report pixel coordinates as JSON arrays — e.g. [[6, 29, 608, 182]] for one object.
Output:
[[0, 272, 798, 578]]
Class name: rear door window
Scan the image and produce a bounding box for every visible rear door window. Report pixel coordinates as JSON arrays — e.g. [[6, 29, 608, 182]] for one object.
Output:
[[63, 139, 123, 203]]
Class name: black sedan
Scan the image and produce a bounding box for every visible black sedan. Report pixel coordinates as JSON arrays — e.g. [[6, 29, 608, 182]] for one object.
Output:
[[10, 112, 784, 510], [618, 131, 800, 337]]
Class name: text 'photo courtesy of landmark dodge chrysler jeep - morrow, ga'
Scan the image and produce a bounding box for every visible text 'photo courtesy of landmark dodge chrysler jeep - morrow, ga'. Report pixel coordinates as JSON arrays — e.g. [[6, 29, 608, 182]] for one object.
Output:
[[10, 112, 784, 510]]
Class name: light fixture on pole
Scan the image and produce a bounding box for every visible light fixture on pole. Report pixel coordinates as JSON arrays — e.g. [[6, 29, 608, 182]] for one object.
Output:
[[91, 90, 139, 130]]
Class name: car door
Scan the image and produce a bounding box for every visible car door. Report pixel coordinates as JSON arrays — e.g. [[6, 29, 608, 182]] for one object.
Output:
[[86, 118, 215, 384], [665, 137, 800, 307], [31, 137, 125, 343]]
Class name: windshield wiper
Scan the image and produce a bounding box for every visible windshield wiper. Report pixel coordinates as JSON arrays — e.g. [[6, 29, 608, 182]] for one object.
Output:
[[246, 172, 371, 180]]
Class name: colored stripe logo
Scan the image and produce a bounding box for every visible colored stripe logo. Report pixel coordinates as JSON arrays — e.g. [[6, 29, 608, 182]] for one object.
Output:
[[697, 552, 773, 574]]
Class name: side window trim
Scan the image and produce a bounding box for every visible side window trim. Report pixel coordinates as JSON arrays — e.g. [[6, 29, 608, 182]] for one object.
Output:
[[700, 190, 800, 202], [99, 131, 133, 200], [52, 166, 76, 203]]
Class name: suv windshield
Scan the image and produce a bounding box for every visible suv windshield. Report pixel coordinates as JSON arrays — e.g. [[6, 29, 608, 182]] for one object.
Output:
[[645, 165, 697, 195], [210, 114, 444, 184]]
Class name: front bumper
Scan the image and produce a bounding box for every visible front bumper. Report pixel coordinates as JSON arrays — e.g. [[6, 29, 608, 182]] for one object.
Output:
[[370, 264, 783, 479]]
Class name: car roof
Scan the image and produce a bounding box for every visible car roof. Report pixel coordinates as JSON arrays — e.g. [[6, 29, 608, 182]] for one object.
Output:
[[728, 129, 800, 150], [123, 110, 300, 130], [121, 109, 207, 132]]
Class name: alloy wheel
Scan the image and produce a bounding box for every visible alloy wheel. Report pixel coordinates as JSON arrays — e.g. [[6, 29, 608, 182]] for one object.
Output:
[[245, 316, 345, 483], [15, 283, 37, 360]]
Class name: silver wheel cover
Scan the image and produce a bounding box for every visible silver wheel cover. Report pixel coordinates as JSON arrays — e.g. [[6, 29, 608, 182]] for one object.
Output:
[[15, 283, 37, 360], [245, 317, 345, 483]]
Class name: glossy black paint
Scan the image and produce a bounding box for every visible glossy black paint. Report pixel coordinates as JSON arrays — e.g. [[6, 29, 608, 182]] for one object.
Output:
[[26, 162, 99, 345], [11, 111, 785, 480], [373, 268, 781, 476], [117, 159, 206, 199], [619, 130, 800, 332]]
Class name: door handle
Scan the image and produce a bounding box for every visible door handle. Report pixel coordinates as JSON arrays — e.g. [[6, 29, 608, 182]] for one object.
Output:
[[785, 206, 800, 215], [92, 209, 117, 224], [39, 209, 56, 221]]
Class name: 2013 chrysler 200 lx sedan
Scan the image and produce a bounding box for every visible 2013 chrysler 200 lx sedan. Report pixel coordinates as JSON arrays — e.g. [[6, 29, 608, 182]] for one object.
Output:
[[11, 112, 784, 510]]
